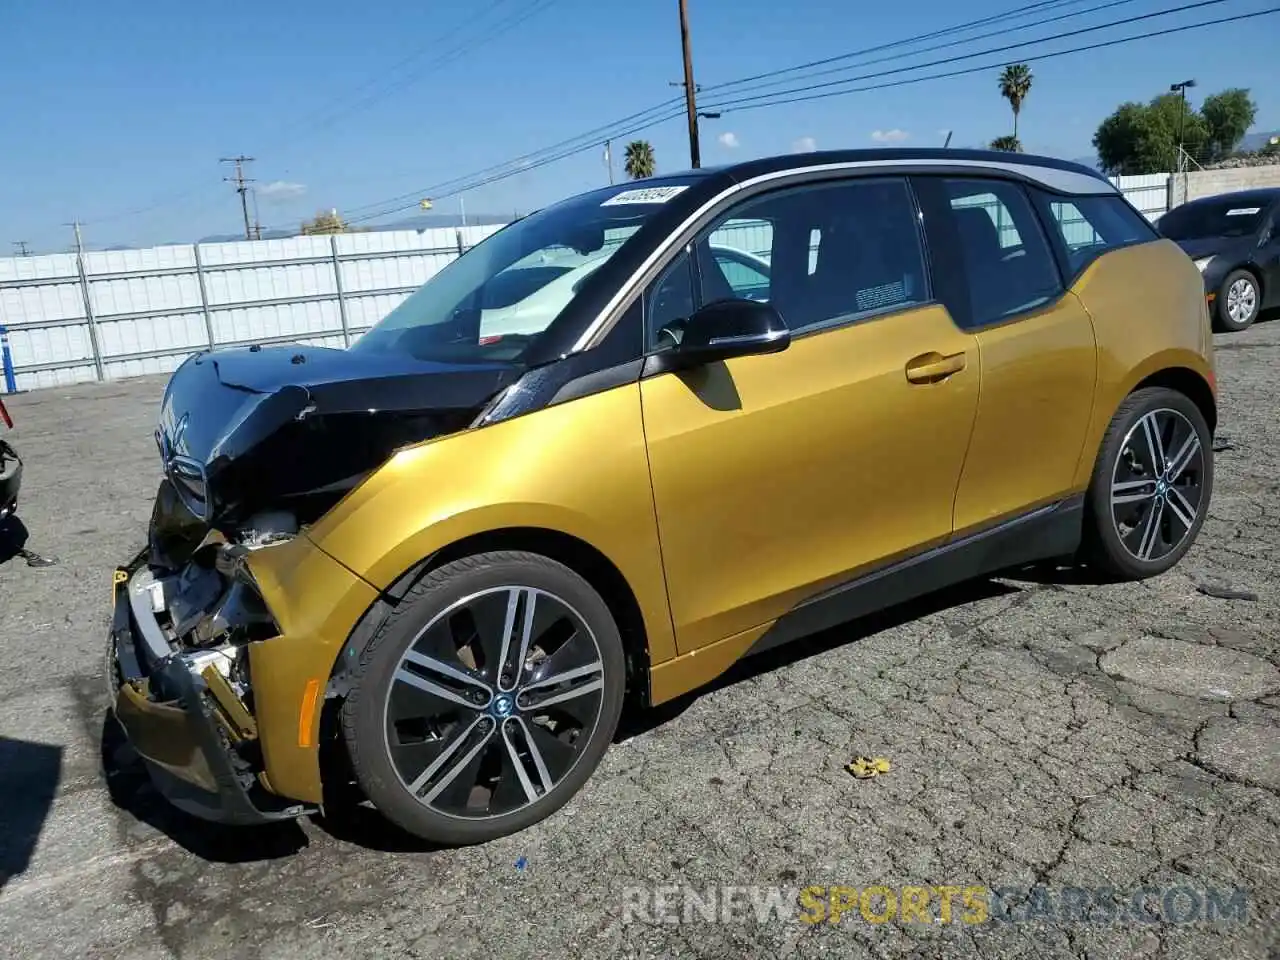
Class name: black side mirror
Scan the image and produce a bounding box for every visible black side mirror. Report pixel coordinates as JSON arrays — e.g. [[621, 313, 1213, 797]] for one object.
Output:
[[659, 298, 790, 370]]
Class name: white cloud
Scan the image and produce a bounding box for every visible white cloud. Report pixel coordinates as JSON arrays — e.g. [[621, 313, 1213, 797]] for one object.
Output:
[[717, 131, 740, 149], [870, 129, 909, 143], [257, 180, 306, 201], [791, 136, 817, 153]]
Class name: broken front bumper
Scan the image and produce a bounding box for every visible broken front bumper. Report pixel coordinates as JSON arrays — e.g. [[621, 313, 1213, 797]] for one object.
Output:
[[106, 551, 316, 826]]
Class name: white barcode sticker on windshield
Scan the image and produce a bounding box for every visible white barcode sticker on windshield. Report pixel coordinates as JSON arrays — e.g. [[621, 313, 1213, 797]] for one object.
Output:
[[1226, 207, 1261, 216], [602, 185, 689, 206]]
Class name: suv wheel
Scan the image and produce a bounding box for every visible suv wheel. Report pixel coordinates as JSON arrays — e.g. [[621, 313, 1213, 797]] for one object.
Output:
[[1081, 387, 1213, 581], [342, 551, 625, 845], [1215, 269, 1260, 332]]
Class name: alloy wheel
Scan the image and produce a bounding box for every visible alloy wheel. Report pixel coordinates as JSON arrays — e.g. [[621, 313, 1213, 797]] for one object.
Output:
[[1110, 408, 1205, 562], [382, 586, 605, 820], [1227, 277, 1257, 325]]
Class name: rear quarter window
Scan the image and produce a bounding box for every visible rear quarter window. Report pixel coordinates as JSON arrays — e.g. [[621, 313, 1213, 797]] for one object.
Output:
[[1032, 191, 1157, 278]]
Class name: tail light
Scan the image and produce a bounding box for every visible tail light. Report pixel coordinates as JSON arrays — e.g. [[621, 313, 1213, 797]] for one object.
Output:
[[0, 396, 11, 430]]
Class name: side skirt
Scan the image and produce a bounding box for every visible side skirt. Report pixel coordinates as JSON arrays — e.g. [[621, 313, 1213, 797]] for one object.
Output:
[[748, 495, 1084, 657]]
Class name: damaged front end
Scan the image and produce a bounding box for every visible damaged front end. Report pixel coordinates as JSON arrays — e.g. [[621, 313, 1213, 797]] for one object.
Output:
[[107, 342, 511, 823], [107, 499, 314, 824]]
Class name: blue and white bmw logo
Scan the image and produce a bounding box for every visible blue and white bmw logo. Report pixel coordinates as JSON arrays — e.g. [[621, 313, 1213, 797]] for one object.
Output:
[[492, 695, 514, 717]]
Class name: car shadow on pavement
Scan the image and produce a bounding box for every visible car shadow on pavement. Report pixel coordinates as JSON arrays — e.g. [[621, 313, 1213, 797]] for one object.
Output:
[[0, 736, 63, 892], [99, 711, 310, 863], [617, 576, 1024, 740], [0, 515, 59, 567], [0, 515, 30, 565]]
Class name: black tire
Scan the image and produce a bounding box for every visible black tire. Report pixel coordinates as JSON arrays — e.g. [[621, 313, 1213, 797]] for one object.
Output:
[[1081, 386, 1213, 581], [1214, 268, 1260, 332], [342, 550, 626, 846]]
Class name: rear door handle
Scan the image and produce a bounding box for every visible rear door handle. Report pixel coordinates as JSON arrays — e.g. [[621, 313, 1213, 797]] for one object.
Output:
[[905, 351, 966, 383]]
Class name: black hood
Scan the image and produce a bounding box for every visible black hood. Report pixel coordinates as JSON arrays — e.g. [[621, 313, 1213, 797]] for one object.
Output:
[[156, 344, 516, 528], [1172, 236, 1254, 260]]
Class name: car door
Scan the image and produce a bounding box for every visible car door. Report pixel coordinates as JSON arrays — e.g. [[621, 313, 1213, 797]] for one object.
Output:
[[913, 176, 1097, 534], [1256, 204, 1280, 307], [638, 176, 981, 653]]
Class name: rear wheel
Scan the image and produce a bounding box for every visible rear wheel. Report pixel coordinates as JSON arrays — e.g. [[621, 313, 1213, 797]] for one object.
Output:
[[1215, 269, 1260, 332], [342, 551, 626, 845], [1081, 387, 1212, 580]]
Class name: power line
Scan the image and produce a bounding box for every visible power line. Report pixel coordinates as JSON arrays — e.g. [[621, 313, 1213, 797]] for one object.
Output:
[[334, 104, 690, 227], [292, 0, 563, 141], [273, 0, 517, 139], [321, 5, 1275, 229], [698, 0, 1097, 94], [326, 96, 684, 221], [708, 0, 1142, 102], [702, 7, 1280, 116], [701, 0, 1238, 112]]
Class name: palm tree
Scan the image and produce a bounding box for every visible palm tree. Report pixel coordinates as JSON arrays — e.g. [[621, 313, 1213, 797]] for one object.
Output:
[[624, 140, 656, 180], [989, 135, 1023, 153], [998, 64, 1033, 140]]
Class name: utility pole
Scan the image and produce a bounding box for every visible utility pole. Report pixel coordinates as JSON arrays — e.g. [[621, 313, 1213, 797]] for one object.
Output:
[[220, 155, 256, 240], [604, 139, 614, 184], [678, 0, 700, 169], [249, 187, 263, 240], [11, 241, 30, 257], [67, 220, 106, 381]]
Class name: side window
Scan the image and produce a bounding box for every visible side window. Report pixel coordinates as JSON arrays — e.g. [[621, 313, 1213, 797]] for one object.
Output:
[[705, 177, 927, 338], [646, 247, 697, 346], [950, 191, 1024, 250], [1033, 191, 1156, 275], [941, 178, 1063, 327], [712, 249, 770, 300]]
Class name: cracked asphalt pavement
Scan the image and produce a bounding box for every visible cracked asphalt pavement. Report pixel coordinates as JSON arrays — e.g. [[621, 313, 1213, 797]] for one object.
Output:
[[2, 321, 1278, 959]]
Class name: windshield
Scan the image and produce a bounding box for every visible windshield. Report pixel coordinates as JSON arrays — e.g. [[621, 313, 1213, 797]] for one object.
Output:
[[352, 180, 698, 364], [1158, 198, 1272, 240]]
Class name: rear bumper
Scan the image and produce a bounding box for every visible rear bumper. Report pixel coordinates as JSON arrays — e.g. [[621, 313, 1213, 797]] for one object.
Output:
[[106, 551, 315, 826], [0, 439, 21, 520]]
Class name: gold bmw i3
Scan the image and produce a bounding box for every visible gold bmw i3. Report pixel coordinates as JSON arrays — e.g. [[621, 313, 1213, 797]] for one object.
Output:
[[109, 148, 1216, 844]]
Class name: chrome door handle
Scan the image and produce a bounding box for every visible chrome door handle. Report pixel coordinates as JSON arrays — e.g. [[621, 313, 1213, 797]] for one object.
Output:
[[905, 351, 967, 383]]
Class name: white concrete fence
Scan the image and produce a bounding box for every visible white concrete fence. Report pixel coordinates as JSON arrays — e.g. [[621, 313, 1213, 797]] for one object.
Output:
[[0, 174, 1171, 394]]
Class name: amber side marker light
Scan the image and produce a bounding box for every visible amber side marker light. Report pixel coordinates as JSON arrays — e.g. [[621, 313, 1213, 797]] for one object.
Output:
[[299, 679, 322, 748]]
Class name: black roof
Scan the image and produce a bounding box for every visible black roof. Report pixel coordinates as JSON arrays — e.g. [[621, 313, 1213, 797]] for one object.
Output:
[[641, 147, 1110, 187]]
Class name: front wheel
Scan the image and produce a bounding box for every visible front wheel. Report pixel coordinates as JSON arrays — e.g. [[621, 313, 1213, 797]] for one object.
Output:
[[341, 551, 626, 845], [1081, 387, 1213, 581], [1215, 269, 1260, 332]]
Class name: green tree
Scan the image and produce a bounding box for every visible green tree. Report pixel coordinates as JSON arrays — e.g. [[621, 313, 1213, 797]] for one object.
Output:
[[998, 64, 1033, 139], [989, 135, 1023, 152], [301, 208, 348, 235], [1200, 88, 1257, 160], [624, 140, 656, 179], [1093, 92, 1210, 175]]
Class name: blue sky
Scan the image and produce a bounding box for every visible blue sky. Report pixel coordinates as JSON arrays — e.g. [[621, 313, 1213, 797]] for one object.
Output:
[[3, 0, 1278, 253]]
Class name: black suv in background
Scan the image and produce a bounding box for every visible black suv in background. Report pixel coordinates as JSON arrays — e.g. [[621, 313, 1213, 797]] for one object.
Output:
[[1158, 187, 1280, 331]]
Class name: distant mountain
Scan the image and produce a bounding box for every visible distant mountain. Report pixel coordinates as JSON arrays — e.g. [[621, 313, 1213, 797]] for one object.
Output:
[[1239, 129, 1280, 152]]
